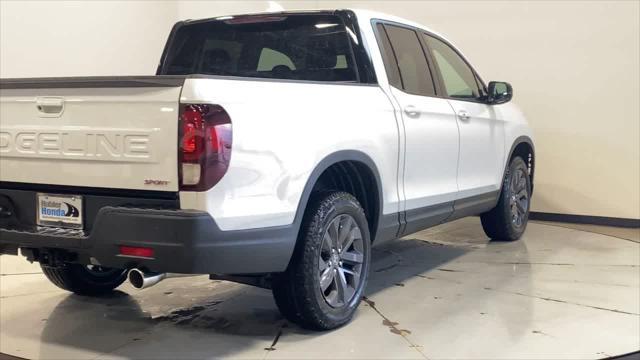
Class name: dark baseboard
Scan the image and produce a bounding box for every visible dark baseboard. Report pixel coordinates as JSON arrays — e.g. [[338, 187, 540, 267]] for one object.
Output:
[[530, 212, 640, 228], [0, 353, 27, 360], [603, 351, 640, 360]]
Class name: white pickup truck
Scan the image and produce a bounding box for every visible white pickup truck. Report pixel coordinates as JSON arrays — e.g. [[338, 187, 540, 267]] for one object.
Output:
[[0, 9, 534, 330]]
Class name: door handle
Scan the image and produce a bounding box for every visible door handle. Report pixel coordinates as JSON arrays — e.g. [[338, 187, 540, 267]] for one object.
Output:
[[457, 110, 470, 121], [403, 105, 421, 117]]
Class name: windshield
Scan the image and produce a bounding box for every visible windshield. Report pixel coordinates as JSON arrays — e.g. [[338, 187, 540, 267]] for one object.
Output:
[[160, 14, 359, 82]]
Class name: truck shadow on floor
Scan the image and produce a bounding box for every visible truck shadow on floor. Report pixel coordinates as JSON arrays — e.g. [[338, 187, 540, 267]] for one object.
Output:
[[33, 232, 531, 358]]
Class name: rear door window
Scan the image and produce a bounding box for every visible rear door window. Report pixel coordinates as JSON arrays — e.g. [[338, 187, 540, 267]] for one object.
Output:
[[161, 15, 358, 82], [374, 23, 402, 89], [382, 24, 436, 96]]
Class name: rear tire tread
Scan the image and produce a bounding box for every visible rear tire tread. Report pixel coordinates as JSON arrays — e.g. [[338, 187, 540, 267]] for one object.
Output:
[[273, 191, 370, 330], [41, 263, 126, 296]]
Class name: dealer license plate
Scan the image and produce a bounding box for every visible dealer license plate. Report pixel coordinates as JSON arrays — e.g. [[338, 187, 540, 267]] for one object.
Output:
[[37, 193, 83, 229]]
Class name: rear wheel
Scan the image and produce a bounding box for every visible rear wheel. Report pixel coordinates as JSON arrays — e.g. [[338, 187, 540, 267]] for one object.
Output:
[[41, 263, 127, 295], [272, 191, 371, 330], [481, 156, 531, 241]]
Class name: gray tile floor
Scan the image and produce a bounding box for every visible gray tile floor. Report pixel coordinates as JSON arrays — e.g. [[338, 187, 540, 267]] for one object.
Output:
[[1, 218, 639, 359]]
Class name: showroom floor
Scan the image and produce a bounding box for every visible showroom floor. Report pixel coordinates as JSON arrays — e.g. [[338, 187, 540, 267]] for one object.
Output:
[[1, 218, 638, 360]]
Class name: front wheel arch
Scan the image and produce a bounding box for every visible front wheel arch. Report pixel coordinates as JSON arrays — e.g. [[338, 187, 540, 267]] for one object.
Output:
[[504, 136, 535, 193]]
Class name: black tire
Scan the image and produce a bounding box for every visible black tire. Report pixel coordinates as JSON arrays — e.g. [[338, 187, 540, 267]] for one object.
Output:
[[272, 191, 371, 330], [481, 156, 531, 241], [41, 263, 127, 296]]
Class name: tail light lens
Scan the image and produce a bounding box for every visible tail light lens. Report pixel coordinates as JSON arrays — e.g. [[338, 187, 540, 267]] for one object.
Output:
[[179, 104, 232, 191], [119, 246, 154, 258]]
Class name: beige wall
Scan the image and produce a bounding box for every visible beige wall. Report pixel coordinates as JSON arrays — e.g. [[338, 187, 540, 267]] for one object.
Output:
[[0, 0, 176, 77], [1, 0, 638, 219]]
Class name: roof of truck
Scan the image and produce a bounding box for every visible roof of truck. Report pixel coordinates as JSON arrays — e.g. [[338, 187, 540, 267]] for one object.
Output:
[[350, 9, 447, 37], [182, 9, 463, 62], [186, 9, 448, 42]]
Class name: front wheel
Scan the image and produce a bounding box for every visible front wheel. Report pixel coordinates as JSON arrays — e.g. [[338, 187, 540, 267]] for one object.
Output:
[[481, 156, 531, 241], [41, 263, 127, 295], [272, 191, 371, 330]]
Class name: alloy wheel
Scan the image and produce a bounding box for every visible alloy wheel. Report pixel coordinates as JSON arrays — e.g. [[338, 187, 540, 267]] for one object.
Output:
[[509, 168, 529, 228], [318, 214, 365, 308]]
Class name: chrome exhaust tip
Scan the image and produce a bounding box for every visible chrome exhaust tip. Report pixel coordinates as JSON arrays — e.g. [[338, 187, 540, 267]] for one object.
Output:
[[127, 268, 167, 289]]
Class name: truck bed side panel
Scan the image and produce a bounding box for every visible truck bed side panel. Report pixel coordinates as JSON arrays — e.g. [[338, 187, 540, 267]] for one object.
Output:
[[179, 77, 400, 231]]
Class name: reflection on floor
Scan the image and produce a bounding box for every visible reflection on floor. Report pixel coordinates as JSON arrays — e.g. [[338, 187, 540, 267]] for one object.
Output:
[[1, 218, 639, 359], [533, 221, 640, 243]]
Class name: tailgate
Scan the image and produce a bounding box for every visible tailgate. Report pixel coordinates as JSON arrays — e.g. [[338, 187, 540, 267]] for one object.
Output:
[[0, 77, 184, 191]]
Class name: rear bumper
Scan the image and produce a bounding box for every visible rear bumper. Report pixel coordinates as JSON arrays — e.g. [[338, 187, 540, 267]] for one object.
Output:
[[0, 197, 296, 275]]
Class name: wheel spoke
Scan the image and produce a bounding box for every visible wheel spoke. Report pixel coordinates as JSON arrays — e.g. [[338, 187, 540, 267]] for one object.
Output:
[[511, 169, 524, 192], [518, 177, 526, 192], [328, 220, 339, 249], [511, 204, 519, 224], [325, 289, 339, 306], [335, 268, 348, 304], [341, 250, 363, 264], [337, 216, 353, 251], [342, 267, 360, 290], [320, 267, 335, 292], [341, 227, 360, 255], [517, 189, 528, 199], [323, 232, 333, 252], [339, 268, 356, 302], [319, 257, 329, 271]]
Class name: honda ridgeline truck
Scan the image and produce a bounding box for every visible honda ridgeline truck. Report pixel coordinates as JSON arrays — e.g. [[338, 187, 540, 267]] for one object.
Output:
[[0, 9, 534, 330]]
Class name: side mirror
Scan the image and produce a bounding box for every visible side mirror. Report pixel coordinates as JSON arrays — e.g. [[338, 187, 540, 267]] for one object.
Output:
[[488, 81, 513, 104]]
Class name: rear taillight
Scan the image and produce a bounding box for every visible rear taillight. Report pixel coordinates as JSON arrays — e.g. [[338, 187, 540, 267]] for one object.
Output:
[[119, 246, 154, 258], [179, 104, 232, 191]]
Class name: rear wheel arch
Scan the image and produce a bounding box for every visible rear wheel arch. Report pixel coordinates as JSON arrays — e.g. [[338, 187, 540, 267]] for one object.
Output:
[[293, 151, 383, 243]]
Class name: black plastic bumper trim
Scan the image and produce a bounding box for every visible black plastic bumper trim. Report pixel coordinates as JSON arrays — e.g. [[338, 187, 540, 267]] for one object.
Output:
[[0, 207, 296, 275]]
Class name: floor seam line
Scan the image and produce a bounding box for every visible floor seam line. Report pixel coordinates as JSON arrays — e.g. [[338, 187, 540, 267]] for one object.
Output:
[[363, 297, 430, 359], [0, 290, 61, 299], [262, 322, 286, 360], [482, 287, 640, 316], [458, 261, 639, 267], [0, 272, 43, 276]]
